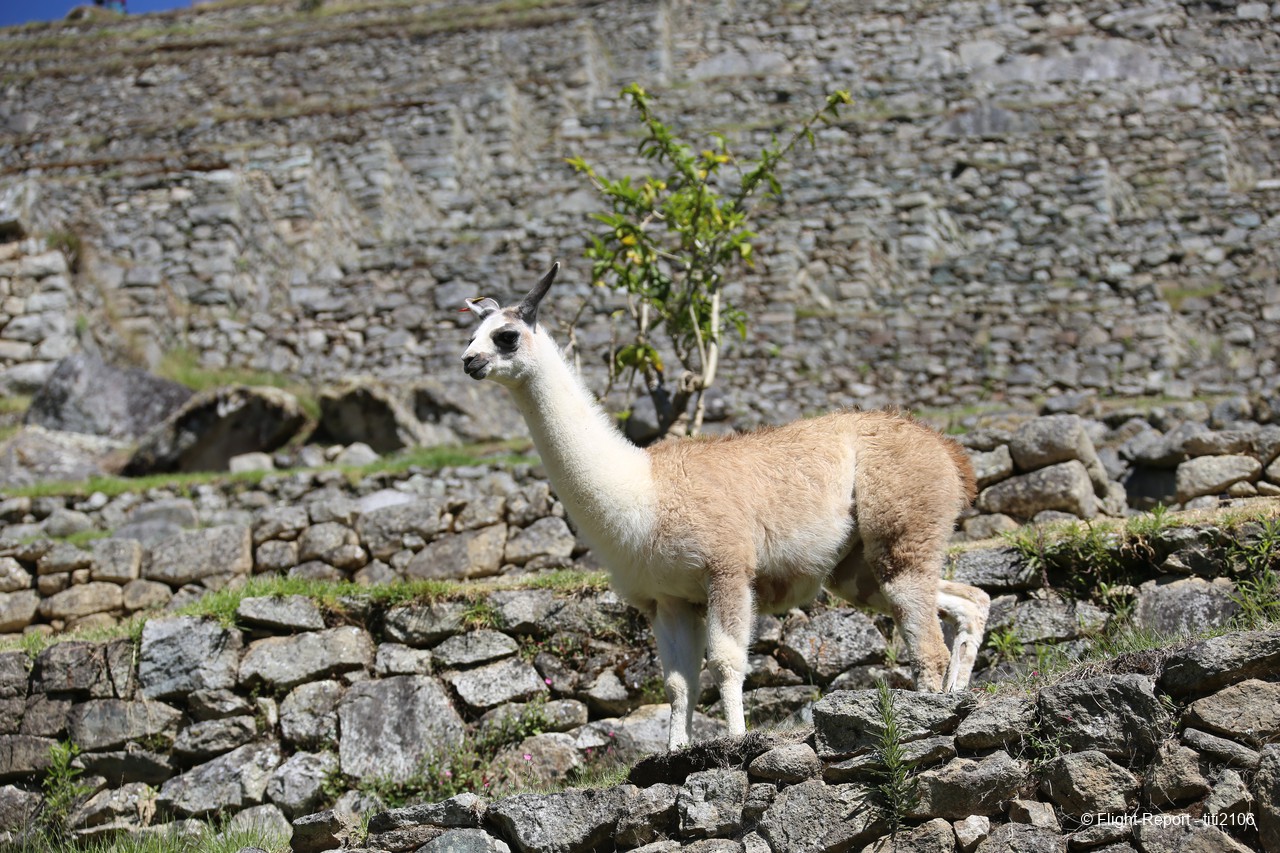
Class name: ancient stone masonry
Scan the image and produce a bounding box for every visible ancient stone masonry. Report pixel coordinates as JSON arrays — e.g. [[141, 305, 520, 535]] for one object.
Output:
[[0, 0, 1278, 422], [0, 569, 1276, 850], [2, 401, 1280, 634]]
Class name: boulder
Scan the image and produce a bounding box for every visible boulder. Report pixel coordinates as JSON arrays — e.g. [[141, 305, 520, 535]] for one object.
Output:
[[814, 690, 973, 758], [1009, 415, 1109, 492], [157, 739, 283, 817], [1186, 679, 1280, 746], [123, 385, 307, 474], [144, 525, 252, 589], [235, 595, 326, 632], [239, 626, 374, 691], [1160, 628, 1280, 695], [756, 780, 887, 852], [31, 639, 133, 698], [678, 769, 749, 839], [0, 590, 38, 633], [909, 750, 1028, 820], [337, 675, 465, 782], [777, 610, 887, 683], [412, 377, 529, 443], [1175, 455, 1262, 501], [976, 460, 1097, 519], [356, 498, 447, 560], [445, 657, 547, 711], [279, 680, 343, 750], [66, 698, 183, 751], [172, 715, 256, 760], [406, 524, 507, 580], [315, 380, 444, 453], [266, 750, 337, 818], [1134, 576, 1240, 636], [1038, 750, 1138, 816], [487, 786, 640, 853], [0, 734, 56, 782], [138, 616, 243, 700], [24, 353, 193, 441], [0, 425, 122, 489], [1038, 674, 1168, 760]]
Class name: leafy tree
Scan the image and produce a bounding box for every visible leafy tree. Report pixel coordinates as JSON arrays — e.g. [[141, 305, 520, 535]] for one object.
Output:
[[567, 84, 850, 439]]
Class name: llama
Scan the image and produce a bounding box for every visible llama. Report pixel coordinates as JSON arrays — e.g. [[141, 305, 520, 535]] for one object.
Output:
[[461, 264, 991, 750]]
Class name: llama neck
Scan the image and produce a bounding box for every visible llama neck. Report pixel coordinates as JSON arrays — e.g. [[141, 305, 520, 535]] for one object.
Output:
[[507, 333, 656, 556]]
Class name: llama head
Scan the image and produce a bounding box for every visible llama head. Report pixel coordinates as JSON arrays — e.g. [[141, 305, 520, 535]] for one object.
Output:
[[460, 262, 558, 385]]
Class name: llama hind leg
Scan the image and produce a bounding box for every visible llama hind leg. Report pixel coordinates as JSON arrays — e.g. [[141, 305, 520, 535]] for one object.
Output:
[[938, 579, 990, 691], [653, 596, 706, 750], [706, 567, 754, 738]]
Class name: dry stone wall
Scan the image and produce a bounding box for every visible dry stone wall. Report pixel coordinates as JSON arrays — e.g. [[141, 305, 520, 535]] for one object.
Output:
[[2, 405, 1280, 636], [0, 570, 1276, 851], [0, 0, 1278, 422]]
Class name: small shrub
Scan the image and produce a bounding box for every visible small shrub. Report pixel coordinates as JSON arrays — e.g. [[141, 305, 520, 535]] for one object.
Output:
[[869, 681, 919, 837]]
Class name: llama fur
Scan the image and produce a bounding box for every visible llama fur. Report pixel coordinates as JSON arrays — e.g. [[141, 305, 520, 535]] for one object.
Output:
[[461, 264, 991, 749]]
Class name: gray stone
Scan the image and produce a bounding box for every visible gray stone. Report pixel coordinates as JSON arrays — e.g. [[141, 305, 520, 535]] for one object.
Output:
[[338, 675, 465, 782], [814, 689, 973, 758], [0, 590, 38, 633], [418, 828, 512, 853], [66, 698, 183, 751], [909, 750, 1028, 820], [1039, 750, 1138, 816], [953, 815, 990, 853], [24, 353, 193, 442], [446, 657, 547, 711], [383, 601, 467, 646], [255, 540, 299, 573], [36, 541, 93, 575], [333, 442, 380, 467], [432, 630, 518, 668], [289, 809, 359, 853], [1134, 576, 1240, 636], [1133, 818, 1253, 853], [266, 750, 337, 818], [412, 377, 530, 444], [235, 595, 326, 632], [297, 522, 361, 565], [1257, 745, 1280, 853], [0, 426, 116, 490], [970, 445, 1014, 489], [229, 451, 276, 473], [188, 688, 254, 721], [280, 680, 343, 750], [157, 740, 283, 817], [1175, 455, 1261, 502], [504, 517, 576, 566], [1146, 742, 1210, 806], [367, 792, 488, 833], [356, 499, 447, 560], [139, 617, 242, 700], [90, 539, 142, 583], [860, 817, 956, 852], [488, 589, 556, 634], [1182, 727, 1261, 769], [615, 784, 678, 847], [69, 780, 153, 834], [946, 547, 1040, 590], [124, 386, 307, 475], [31, 639, 133, 698], [316, 380, 433, 454], [172, 715, 256, 760], [1010, 414, 1108, 492], [144, 525, 252, 588], [374, 642, 433, 676], [955, 694, 1036, 750], [756, 780, 887, 853], [976, 460, 1097, 520], [988, 596, 1106, 643], [748, 742, 821, 784], [1161, 628, 1280, 695], [406, 524, 507, 580], [973, 824, 1065, 853], [678, 769, 749, 839], [122, 578, 172, 612], [253, 506, 310, 544], [777, 610, 887, 682], [239, 626, 374, 691], [488, 786, 639, 853], [1038, 674, 1168, 760], [0, 783, 41, 832], [225, 803, 292, 845], [0, 734, 55, 782], [1186, 679, 1280, 746], [38, 582, 123, 621], [0, 558, 32, 594]]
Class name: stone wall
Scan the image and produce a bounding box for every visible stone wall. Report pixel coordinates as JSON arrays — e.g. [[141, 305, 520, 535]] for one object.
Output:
[[0, 563, 1276, 850], [2, 404, 1280, 636], [1, 0, 1279, 421]]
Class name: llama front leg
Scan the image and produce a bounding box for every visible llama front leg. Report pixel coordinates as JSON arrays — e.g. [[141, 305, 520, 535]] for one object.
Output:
[[706, 567, 754, 738], [653, 596, 706, 750]]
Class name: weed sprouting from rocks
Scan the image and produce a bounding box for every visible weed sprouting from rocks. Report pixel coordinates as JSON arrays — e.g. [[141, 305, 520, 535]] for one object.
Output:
[[1228, 516, 1280, 629], [869, 681, 919, 838]]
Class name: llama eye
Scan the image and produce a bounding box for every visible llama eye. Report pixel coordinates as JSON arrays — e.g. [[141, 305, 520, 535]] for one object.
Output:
[[493, 330, 519, 352]]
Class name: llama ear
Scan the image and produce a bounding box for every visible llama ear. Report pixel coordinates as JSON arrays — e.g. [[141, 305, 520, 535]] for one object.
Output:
[[516, 262, 558, 327], [463, 297, 500, 319]]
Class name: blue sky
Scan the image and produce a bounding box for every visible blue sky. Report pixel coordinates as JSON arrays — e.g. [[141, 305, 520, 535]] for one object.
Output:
[[0, 1, 193, 28]]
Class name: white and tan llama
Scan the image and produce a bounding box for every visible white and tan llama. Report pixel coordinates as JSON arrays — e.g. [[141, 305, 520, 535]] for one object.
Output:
[[460, 264, 990, 750]]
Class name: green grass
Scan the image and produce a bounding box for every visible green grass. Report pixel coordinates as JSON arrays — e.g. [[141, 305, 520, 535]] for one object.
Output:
[[0, 441, 536, 501], [0, 819, 289, 853]]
